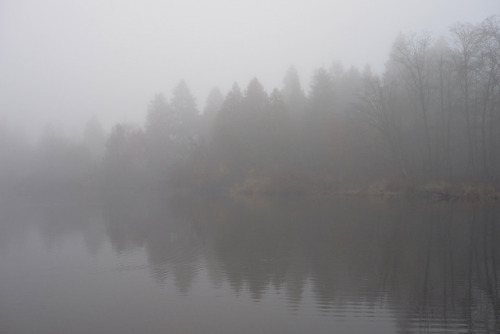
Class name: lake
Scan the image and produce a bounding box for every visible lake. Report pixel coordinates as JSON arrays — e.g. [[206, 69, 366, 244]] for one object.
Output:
[[1, 190, 499, 333]]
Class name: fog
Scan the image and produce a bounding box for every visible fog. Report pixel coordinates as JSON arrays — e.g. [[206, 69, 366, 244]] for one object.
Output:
[[1, 11, 500, 196], [1, 0, 497, 139], [3, 5, 500, 332]]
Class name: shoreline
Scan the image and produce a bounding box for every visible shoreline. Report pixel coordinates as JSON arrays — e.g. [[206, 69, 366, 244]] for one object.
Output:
[[229, 177, 500, 203]]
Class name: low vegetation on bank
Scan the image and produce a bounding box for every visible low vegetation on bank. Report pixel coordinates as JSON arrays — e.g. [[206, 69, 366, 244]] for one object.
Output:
[[230, 174, 500, 202]]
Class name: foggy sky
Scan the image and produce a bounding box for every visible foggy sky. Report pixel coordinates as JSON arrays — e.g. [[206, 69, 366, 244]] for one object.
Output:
[[1, 0, 498, 141]]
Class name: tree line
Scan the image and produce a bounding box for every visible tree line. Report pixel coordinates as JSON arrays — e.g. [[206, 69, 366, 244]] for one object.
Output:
[[1, 17, 499, 196], [138, 16, 500, 192]]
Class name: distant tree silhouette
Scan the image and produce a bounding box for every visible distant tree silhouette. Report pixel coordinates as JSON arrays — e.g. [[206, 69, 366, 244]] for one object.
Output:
[[171, 80, 198, 139], [303, 67, 336, 172], [103, 124, 147, 186], [145, 94, 172, 174], [83, 117, 106, 161], [201, 87, 224, 141]]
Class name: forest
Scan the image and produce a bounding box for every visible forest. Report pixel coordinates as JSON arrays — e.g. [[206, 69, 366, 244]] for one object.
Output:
[[1, 17, 500, 199]]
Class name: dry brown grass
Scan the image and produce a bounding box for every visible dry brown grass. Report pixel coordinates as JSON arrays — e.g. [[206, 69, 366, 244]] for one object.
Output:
[[231, 173, 500, 202], [230, 171, 341, 197], [458, 183, 499, 200], [418, 181, 500, 201]]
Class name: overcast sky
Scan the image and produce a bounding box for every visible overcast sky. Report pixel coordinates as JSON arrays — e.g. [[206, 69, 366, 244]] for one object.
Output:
[[1, 0, 498, 141]]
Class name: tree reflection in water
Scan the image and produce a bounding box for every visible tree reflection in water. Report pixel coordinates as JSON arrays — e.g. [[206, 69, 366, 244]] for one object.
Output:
[[100, 191, 500, 333]]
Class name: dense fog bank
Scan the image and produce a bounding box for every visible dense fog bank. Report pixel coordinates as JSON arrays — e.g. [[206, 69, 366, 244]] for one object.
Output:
[[1, 17, 500, 197]]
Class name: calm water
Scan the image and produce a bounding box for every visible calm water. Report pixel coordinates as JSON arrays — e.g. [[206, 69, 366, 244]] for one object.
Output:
[[1, 190, 500, 333]]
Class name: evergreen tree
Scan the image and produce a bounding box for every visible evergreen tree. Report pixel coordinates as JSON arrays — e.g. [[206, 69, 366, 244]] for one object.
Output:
[[282, 66, 306, 121]]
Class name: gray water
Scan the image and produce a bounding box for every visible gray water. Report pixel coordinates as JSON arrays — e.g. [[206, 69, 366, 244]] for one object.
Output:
[[1, 191, 499, 333]]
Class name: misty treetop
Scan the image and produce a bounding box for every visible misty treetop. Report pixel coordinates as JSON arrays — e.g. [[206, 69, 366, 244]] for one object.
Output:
[[1, 17, 499, 197]]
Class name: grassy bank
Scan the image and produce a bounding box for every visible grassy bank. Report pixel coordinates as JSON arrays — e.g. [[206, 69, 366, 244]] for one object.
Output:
[[229, 174, 500, 202]]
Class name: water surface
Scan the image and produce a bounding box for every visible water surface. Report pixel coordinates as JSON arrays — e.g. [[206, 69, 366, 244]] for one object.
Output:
[[1, 191, 499, 333]]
